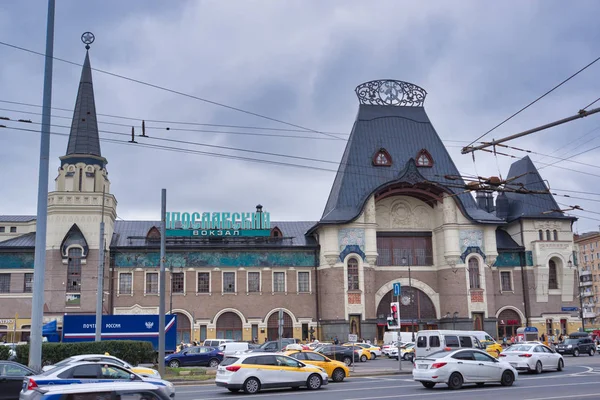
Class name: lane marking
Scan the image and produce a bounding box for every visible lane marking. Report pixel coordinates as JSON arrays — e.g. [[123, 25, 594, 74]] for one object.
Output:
[[524, 394, 600, 400]]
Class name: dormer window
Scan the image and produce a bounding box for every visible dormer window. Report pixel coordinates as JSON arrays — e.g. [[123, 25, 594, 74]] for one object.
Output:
[[372, 149, 392, 166], [270, 226, 283, 238], [416, 149, 433, 167]]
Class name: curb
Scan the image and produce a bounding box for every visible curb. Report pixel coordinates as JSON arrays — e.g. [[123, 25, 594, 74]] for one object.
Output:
[[171, 370, 411, 386]]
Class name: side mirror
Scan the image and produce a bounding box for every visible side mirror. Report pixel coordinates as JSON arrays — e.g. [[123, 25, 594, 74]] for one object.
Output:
[[129, 374, 136, 380], [325, 359, 330, 362]]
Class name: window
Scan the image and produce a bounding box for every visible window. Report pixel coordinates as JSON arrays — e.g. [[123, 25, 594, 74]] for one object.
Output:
[[247, 271, 260, 292], [452, 351, 474, 361], [23, 273, 33, 293], [429, 336, 440, 347], [501, 271, 512, 291], [298, 271, 310, 293], [66, 247, 82, 292], [118, 273, 132, 295], [473, 351, 495, 362], [459, 336, 472, 347], [372, 149, 392, 166], [100, 365, 131, 380], [10, 227, 16, 233], [145, 272, 158, 294], [0, 227, 4, 233], [197, 272, 210, 293], [415, 149, 433, 167], [171, 272, 184, 294], [0, 274, 10, 293], [444, 335, 460, 347], [546, 230, 551, 241], [538, 230, 543, 241], [223, 272, 235, 293], [553, 230, 558, 241], [468, 258, 480, 289], [347, 258, 359, 290], [548, 260, 558, 290], [71, 364, 99, 378], [273, 272, 285, 292], [376, 235, 433, 266]]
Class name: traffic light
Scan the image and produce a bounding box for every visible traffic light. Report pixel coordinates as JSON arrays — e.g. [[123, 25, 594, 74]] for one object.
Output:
[[387, 302, 400, 329]]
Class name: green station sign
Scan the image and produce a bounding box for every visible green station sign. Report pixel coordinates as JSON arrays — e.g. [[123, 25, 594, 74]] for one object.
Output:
[[165, 210, 271, 237]]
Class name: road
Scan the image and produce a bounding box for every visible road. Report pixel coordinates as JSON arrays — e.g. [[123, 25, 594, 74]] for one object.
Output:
[[174, 355, 600, 400]]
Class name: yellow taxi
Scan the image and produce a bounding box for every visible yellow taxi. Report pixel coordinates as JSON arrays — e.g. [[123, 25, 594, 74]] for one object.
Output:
[[284, 350, 350, 382], [483, 340, 503, 358], [341, 343, 370, 362], [349, 343, 382, 359]]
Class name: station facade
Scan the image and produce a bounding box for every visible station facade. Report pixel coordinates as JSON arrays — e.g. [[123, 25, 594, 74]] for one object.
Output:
[[0, 49, 584, 344]]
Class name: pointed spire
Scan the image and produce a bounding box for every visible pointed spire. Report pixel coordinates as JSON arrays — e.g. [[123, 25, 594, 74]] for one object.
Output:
[[62, 49, 105, 167]]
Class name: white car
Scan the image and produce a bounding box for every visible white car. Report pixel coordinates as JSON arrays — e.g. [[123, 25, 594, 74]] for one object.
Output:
[[499, 343, 564, 373], [41, 354, 161, 378], [215, 352, 329, 394], [413, 348, 518, 389], [22, 381, 170, 400]]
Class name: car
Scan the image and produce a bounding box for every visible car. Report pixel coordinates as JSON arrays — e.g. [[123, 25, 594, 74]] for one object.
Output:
[[390, 343, 415, 361], [41, 354, 161, 378], [555, 335, 595, 357], [164, 346, 224, 368], [215, 352, 329, 394], [21, 381, 171, 400], [344, 343, 381, 359], [284, 350, 350, 382], [21, 361, 175, 400], [0, 361, 36, 400], [500, 343, 564, 373], [251, 339, 297, 352], [413, 348, 518, 389], [314, 345, 360, 365], [340, 345, 369, 362]]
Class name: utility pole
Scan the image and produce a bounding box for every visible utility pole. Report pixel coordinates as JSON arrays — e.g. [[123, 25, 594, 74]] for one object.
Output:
[[158, 189, 167, 377], [95, 186, 106, 341], [29, 0, 55, 371]]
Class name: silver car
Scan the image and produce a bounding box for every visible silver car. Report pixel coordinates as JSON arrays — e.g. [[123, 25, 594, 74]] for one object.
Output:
[[41, 354, 161, 378], [21, 381, 171, 400], [21, 361, 174, 400]]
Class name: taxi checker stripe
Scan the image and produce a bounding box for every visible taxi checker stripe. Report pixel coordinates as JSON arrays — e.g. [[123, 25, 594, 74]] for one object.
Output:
[[64, 317, 175, 339]]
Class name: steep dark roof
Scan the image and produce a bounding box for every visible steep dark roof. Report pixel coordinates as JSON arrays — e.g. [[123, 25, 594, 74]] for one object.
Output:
[[496, 229, 523, 250], [0, 215, 36, 222], [503, 156, 574, 222], [110, 220, 316, 248], [319, 103, 502, 225], [61, 51, 104, 166], [0, 232, 36, 248]]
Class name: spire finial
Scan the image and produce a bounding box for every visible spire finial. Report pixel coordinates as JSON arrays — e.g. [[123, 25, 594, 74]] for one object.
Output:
[[81, 32, 95, 50]]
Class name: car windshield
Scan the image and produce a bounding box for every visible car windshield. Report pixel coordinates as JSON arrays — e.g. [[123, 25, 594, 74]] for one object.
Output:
[[220, 357, 239, 366], [506, 345, 533, 352], [563, 339, 580, 345]]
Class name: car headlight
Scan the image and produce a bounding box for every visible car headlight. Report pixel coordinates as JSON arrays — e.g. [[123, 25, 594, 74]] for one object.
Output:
[[567, 345, 572, 348]]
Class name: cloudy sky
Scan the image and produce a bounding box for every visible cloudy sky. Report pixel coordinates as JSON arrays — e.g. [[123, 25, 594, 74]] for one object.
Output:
[[1, 0, 600, 233]]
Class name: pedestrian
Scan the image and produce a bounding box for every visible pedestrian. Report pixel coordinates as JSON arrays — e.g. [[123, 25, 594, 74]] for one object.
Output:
[[541, 333, 545, 343], [333, 336, 339, 345], [502, 336, 507, 347]]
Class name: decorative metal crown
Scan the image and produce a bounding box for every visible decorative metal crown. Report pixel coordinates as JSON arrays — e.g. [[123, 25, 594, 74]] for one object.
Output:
[[355, 79, 427, 106]]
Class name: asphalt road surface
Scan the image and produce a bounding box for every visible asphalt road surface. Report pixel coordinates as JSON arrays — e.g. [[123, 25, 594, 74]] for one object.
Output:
[[174, 355, 600, 400]]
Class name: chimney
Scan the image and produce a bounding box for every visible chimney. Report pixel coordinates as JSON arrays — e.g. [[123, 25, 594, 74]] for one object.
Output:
[[496, 193, 509, 220], [476, 192, 487, 211], [486, 192, 496, 213]]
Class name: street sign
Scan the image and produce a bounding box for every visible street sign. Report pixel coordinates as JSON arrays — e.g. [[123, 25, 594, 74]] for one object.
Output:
[[393, 282, 401, 296], [348, 334, 358, 342]]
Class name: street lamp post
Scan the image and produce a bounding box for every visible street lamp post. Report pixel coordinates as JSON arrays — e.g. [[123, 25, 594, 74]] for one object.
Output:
[[453, 312, 459, 330], [567, 258, 585, 332], [401, 255, 415, 342]]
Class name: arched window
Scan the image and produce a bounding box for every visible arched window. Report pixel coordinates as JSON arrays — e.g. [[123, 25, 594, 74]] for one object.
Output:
[[372, 149, 392, 166], [548, 260, 558, 290], [553, 230, 558, 241], [546, 230, 551, 241], [347, 258, 359, 290], [468, 258, 480, 289], [538, 230, 543, 241], [66, 247, 82, 292], [415, 149, 433, 167]]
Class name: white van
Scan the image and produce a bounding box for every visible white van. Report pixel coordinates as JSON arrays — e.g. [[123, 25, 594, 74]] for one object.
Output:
[[383, 331, 414, 345], [203, 339, 233, 347], [219, 341, 249, 355], [415, 330, 484, 359]]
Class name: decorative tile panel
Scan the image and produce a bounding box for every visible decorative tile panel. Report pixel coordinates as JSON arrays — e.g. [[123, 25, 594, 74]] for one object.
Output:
[[459, 230, 484, 254], [494, 251, 534, 267], [339, 245, 366, 262], [348, 293, 361, 304], [0, 253, 35, 269], [113, 251, 316, 268], [338, 228, 365, 252], [470, 290, 484, 303], [460, 246, 486, 263]]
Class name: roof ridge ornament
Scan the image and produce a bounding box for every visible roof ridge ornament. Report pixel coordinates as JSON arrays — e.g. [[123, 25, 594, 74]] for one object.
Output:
[[81, 31, 95, 50], [355, 79, 427, 106]]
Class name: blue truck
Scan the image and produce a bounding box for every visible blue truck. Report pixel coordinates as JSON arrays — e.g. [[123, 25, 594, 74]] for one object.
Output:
[[62, 314, 178, 352]]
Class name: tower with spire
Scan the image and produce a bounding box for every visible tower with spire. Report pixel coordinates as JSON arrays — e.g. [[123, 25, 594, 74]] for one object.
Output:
[[45, 37, 117, 314]]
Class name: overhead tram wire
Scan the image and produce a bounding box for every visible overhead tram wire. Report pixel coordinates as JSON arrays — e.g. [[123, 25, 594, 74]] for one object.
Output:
[[0, 41, 344, 140], [464, 54, 600, 149], [534, 123, 600, 164]]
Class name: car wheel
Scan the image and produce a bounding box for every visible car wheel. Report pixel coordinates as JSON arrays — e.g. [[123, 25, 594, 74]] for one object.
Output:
[[243, 377, 261, 394], [421, 381, 436, 389], [343, 356, 352, 366], [589, 348, 595, 356], [557, 358, 564, 371], [535, 361, 543, 374], [573, 348, 580, 357], [168, 360, 180, 368], [227, 388, 239, 393], [307, 374, 322, 390], [476, 382, 485, 387], [371, 352, 377, 360], [501, 370, 515, 387], [208, 358, 220, 368], [332, 368, 346, 382], [408, 353, 415, 362], [447, 372, 463, 390], [360, 354, 368, 362]]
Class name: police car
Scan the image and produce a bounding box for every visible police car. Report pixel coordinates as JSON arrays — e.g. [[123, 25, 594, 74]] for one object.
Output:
[[21, 381, 170, 400], [20, 361, 174, 400], [41, 354, 161, 378]]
